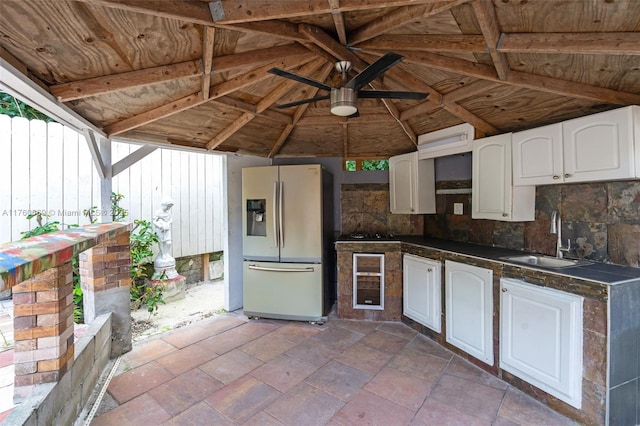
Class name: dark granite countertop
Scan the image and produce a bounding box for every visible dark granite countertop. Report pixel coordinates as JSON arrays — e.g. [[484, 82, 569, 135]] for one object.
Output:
[[336, 235, 640, 285]]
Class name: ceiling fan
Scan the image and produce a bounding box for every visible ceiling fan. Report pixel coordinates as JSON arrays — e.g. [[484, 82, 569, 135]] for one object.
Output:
[[267, 52, 428, 117]]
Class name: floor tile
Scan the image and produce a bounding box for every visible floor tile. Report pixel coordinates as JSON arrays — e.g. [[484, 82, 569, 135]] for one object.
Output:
[[147, 368, 224, 416], [411, 398, 491, 426], [308, 325, 364, 351], [251, 354, 317, 392], [359, 330, 411, 354], [234, 320, 282, 339], [205, 375, 281, 424], [197, 328, 255, 355], [120, 338, 177, 369], [194, 315, 247, 333], [334, 341, 393, 375], [244, 411, 285, 425], [266, 382, 344, 426], [161, 401, 234, 426], [107, 361, 175, 404], [199, 348, 263, 384], [0, 349, 13, 368], [365, 366, 433, 411], [305, 360, 371, 401], [388, 346, 450, 382], [332, 389, 415, 425], [498, 387, 577, 425], [161, 322, 218, 349], [429, 373, 505, 421], [156, 342, 218, 375], [405, 334, 454, 361], [333, 319, 381, 335], [493, 416, 520, 426], [445, 355, 509, 390], [268, 322, 324, 344], [240, 334, 297, 362], [286, 339, 341, 367], [376, 322, 419, 340], [92, 393, 172, 425]]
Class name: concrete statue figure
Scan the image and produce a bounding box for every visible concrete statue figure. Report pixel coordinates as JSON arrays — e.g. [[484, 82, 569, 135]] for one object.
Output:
[[152, 197, 179, 280]]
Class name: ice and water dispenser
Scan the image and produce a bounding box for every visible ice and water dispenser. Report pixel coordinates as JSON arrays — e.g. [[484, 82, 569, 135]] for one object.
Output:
[[246, 199, 266, 236]]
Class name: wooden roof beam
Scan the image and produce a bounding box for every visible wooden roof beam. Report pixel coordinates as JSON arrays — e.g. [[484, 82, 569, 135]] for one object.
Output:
[[206, 112, 255, 150], [269, 63, 334, 157], [369, 49, 640, 105], [498, 32, 640, 55], [297, 113, 397, 125], [209, 0, 463, 24], [348, 0, 469, 45], [201, 27, 216, 100], [471, 0, 510, 80], [356, 34, 487, 53], [328, 0, 348, 45], [104, 54, 313, 136], [76, 0, 214, 25], [212, 96, 292, 124]]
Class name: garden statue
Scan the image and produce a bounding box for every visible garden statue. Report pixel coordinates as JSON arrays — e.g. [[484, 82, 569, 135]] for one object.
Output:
[[152, 197, 179, 280]]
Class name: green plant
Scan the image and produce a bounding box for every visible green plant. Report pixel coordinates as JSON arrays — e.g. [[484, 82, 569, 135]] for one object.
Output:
[[110, 192, 128, 222], [83, 206, 100, 224], [0, 92, 55, 122], [20, 212, 60, 238], [143, 282, 166, 320]]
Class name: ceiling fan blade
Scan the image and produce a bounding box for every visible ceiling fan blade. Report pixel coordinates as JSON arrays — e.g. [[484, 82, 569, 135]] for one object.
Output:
[[345, 52, 404, 91], [358, 90, 428, 100], [267, 68, 333, 92], [275, 95, 331, 109]]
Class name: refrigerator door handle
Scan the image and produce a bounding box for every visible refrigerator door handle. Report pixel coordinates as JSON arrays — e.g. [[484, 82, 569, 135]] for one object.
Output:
[[248, 265, 315, 273], [273, 181, 279, 248], [279, 180, 284, 248]]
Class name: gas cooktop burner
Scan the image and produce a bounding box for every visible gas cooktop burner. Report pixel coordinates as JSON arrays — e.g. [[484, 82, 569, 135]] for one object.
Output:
[[344, 232, 395, 240]]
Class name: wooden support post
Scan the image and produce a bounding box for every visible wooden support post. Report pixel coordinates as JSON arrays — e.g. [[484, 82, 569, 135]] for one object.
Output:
[[202, 253, 210, 281]]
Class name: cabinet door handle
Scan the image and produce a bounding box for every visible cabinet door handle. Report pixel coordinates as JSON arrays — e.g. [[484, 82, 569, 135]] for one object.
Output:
[[502, 288, 508, 292], [502, 213, 508, 217], [427, 268, 432, 272], [564, 173, 572, 178], [553, 175, 560, 180]]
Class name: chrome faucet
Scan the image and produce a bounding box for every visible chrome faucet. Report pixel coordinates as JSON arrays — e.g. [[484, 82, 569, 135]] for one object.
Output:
[[550, 210, 571, 258]]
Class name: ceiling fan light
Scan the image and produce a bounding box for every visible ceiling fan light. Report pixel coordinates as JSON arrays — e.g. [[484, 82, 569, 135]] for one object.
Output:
[[331, 88, 358, 116]]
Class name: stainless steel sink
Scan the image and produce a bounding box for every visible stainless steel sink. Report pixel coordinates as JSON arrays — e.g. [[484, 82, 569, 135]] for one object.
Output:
[[500, 255, 592, 269]]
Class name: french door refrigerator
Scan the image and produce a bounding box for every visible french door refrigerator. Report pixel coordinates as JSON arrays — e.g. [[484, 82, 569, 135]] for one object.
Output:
[[242, 164, 332, 322]]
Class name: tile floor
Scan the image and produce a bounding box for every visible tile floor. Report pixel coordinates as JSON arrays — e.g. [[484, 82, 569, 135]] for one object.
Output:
[[90, 311, 578, 425]]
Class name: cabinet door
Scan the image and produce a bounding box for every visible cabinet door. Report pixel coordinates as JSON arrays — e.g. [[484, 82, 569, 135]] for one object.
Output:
[[389, 152, 416, 214], [403, 254, 441, 332], [472, 133, 512, 220], [445, 261, 493, 365], [563, 107, 635, 182], [512, 123, 564, 186], [500, 278, 583, 409]]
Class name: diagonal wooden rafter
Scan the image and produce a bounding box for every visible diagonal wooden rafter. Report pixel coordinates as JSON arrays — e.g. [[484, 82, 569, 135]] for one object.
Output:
[[204, 58, 327, 150], [471, 0, 509, 80], [356, 34, 487, 53], [269, 63, 335, 158], [348, 0, 470, 46], [498, 32, 640, 55], [201, 27, 216, 99], [104, 54, 314, 136], [212, 96, 292, 124], [363, 49, 640, 105]]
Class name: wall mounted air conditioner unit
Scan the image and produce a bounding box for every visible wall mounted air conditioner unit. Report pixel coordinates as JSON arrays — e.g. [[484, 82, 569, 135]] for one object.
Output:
[[418, 123, 475, 160]]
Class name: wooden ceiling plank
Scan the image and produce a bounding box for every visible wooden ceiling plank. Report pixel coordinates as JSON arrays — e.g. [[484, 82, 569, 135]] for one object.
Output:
[[499, 32, 640, 55], [300, 23, 368, 69], [257, 58, 325, 113], [202, 27, 216, 99], [211, 0, 460, 24], [211, 97, 292, 124], [50, 60, 201, 102], [206, 111, 255, 150], [105, 55, 312, 136], [213, 44, 311, 72], [220, 20, 304, 42], [76, 0, 214, 25], [442, 103, 498, 134], [395, 49, 640, 105], [357, 34, 487, 53], [269, 63, 334, 157], [399, 101, 440, 121], [442, 79, 499, 104], [348, 0, 469, 45], [342, 123, 349, 157], [471, 0, 510, 80]]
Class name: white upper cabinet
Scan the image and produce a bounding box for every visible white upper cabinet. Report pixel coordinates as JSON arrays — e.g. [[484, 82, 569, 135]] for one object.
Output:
[[472, 133, 536, 221], [513, 106, 639, 185], [389, 151, 436, 214]]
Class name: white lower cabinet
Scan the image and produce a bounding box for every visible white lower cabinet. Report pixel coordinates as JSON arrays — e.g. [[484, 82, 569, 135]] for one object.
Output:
[[500, 278, 583, 409], [445, 261, 493, 365], [403, 254, 441, 333]]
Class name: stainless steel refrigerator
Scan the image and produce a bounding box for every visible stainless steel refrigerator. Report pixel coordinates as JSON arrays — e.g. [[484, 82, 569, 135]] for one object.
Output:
[[242, 164, 333, 322]]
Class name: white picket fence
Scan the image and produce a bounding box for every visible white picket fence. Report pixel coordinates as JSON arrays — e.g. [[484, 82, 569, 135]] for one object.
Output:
[[0, 115, 224, 258]]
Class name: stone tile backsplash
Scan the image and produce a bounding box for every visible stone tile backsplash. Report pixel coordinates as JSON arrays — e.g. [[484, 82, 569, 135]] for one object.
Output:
[[340, 180, 640, 268]]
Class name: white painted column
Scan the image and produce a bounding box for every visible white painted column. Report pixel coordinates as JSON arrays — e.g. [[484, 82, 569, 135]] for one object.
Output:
[[99, 138, 113, 223]]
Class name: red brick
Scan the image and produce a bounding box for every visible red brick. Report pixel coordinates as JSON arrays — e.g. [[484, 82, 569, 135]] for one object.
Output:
[[13, 316, 36, 331], [13, 292, 36, 304], [14, 323, 64, 340], [14, 361, 37, 375], [15, 371, 59, 386]]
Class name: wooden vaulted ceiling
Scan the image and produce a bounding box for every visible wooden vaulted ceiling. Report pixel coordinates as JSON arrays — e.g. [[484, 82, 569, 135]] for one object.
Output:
[[1, 0, 640, 158]]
